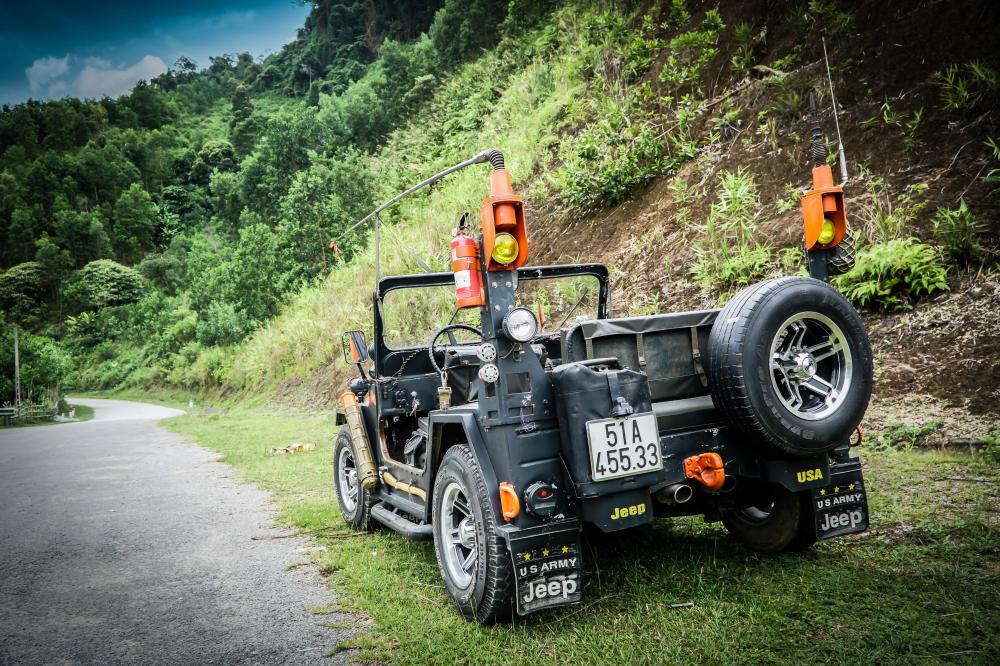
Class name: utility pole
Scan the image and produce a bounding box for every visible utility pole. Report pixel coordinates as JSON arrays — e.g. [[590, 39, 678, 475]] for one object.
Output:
[[13, 324, 21, 409]]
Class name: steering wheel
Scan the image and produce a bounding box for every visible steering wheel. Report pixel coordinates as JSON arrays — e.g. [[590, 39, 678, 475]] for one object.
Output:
[[428, 324, 483, 374]]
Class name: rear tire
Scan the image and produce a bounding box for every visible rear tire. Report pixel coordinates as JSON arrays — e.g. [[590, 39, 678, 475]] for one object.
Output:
[[720, 483, 817, 553], [707, 277, 873, 457], [432, 445, 514, 624], [333, 427, 375, 531]]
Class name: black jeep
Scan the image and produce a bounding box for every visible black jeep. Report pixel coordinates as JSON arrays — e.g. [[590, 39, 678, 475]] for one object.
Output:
[[334, 149, 871, 623]]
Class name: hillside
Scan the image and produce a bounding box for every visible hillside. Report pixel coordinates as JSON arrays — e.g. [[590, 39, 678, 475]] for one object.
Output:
[[1, 0, 998, 446]]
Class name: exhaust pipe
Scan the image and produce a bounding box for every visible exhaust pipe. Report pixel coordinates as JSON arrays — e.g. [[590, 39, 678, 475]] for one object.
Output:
[[657, 483, 694, 505]]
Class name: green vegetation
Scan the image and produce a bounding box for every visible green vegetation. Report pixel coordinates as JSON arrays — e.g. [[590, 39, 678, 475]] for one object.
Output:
[[692, 169, 773, 293], [931, 61, 999, 112], [833, 238, 949, 310], [869, 420, 942, 451], [862, 100, 923, 153], [1, 0, 996, 404], [165, 411, 999, 664], [932, 199, 985, 267]]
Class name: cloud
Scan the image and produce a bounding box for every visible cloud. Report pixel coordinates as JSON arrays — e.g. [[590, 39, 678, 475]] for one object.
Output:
[[25, 55, 70, 95], [23, 53, 168, 100], [43, 54, 168, 99]]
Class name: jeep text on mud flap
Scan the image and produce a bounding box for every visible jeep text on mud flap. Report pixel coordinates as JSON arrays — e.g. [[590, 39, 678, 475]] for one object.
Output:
[[332, 139, 872, 623]]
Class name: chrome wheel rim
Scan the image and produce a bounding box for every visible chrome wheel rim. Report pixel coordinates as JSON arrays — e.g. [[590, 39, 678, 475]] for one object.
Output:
[[337, 445, 359, 513], [769, 312, 853, 421], [439, 480, 477, 589]]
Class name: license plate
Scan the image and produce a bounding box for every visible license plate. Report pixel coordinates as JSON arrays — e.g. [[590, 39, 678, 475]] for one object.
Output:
[[812, 474, 869, 540], [586, 413, 661, 481]]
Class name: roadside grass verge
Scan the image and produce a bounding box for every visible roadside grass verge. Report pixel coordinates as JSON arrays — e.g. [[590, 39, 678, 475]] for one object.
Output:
[[71, 388, 197, 412], [165, 412, 999, 665], [6, 403, 94, 428], [67, 404, 95, 422]]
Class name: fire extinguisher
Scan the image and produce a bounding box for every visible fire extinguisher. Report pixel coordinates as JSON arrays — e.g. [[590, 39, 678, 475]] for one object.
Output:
[[451, 222, 485, 309]]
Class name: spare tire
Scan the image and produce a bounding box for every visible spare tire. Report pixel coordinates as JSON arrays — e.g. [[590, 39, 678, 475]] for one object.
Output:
[[707, 277, 872, 457]]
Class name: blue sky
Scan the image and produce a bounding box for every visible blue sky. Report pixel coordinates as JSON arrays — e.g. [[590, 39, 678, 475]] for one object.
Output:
[[0, 1, 311, 106]]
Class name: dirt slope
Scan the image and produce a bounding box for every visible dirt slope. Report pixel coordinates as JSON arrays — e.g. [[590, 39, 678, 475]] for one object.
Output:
[[529, 0, 999, 439]]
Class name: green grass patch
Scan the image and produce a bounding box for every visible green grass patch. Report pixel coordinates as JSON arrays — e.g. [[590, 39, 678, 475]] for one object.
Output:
[[165, 412, 1000, 665], [67, 403, 95, 422]]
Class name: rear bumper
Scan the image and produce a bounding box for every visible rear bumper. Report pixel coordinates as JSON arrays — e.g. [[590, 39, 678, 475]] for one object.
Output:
[[567, 425, 864, 532]]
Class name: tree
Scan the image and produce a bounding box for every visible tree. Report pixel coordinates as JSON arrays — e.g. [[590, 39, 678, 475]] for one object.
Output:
[[188, 140, 238, 185], [63, 259, 145, 311], [0, 262, 46, 326], [125, 81, 171, 130], [279, 164, 345, 274], [53, 200, 114, 266], [110, 184, 158, 263], [34, 235, 74, 309], [0, 325, 72, 406], [429, 0, 506, 67]]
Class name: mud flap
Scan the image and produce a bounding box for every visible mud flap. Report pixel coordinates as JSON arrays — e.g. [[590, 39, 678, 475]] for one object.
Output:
[[811, 464, 869, 540], [509, 527, 583, 616]]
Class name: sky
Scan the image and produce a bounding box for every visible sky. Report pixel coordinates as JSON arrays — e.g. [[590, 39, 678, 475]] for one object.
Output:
[[0, 1, 312, 106]]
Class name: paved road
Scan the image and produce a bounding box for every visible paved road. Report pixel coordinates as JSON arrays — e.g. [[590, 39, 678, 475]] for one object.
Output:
[[0, 399, 354, 665]]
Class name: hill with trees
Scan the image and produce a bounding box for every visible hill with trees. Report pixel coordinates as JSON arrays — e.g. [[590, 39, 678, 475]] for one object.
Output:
[[1, 0, 997, 438]]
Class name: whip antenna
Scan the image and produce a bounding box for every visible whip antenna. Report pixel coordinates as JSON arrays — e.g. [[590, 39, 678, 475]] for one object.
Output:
[[822, 37, 849, 184]]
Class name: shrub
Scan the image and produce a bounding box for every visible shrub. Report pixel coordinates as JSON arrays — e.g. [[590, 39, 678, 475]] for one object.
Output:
[[0, 325, 73, 404], [832, 238, 949, 310], [692, 170, 773, 292], [558, 118, 666, 209], [931, 199, 984, 266], [853, 176, 928, 243], [931, 61, 999, 112], [63, 260, 146, 311], [196, 302, 253, 346], [0, 261, 47, 324]]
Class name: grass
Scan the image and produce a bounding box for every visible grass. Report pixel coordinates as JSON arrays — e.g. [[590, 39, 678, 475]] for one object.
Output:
[[67, 403, 95, 422], [5, 402, 94, 428], [165, 412, 1000, 665], [71, 388, 197, 412]]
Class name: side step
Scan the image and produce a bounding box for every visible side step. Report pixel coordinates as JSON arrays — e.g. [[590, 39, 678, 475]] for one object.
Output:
[[371, 503, 433, 541]]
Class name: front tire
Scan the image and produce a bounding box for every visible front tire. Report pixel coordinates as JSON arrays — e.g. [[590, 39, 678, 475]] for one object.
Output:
[[333, 427, 375, 530], [720, 483, 816, 553], [432, 445, 515, 624]]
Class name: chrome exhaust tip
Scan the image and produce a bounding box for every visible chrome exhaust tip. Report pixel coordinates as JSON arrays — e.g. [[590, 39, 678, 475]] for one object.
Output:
[[673, 484, 694, 503], [658, 483, 694, 504]]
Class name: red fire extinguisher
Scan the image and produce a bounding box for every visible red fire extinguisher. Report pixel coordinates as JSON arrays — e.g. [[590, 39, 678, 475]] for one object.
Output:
[[451, 227, 485, 309]]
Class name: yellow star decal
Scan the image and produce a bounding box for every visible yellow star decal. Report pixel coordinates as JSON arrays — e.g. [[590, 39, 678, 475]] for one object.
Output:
[[833, 486, 840, 493], [561, 545, 570, 554], [820, 489, 826, 496], [848, 483, 855, 491], [523, 553, 531, 561], [542, 548, 550, 557]]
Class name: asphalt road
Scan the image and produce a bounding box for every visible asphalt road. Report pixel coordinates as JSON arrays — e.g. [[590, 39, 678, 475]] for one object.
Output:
[[0, 399, 354, 665]]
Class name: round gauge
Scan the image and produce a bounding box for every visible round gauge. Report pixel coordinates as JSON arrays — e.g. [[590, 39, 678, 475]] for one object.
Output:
[[476, 342, 497, 362], [478, 363, 500, 383]]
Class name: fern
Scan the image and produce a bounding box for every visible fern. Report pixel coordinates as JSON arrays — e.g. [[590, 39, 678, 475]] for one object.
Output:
[[832, 238, 949, 310]]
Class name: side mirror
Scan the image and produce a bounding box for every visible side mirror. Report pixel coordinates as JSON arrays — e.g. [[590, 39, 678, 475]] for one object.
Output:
[[342, 331, 369, 366]]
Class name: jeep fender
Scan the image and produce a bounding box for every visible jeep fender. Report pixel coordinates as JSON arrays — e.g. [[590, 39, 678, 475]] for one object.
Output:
[[427, 412, 504, 529]]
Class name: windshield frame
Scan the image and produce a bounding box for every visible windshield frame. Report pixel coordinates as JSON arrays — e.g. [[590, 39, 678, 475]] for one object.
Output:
[[372, 264, 609, 370]]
